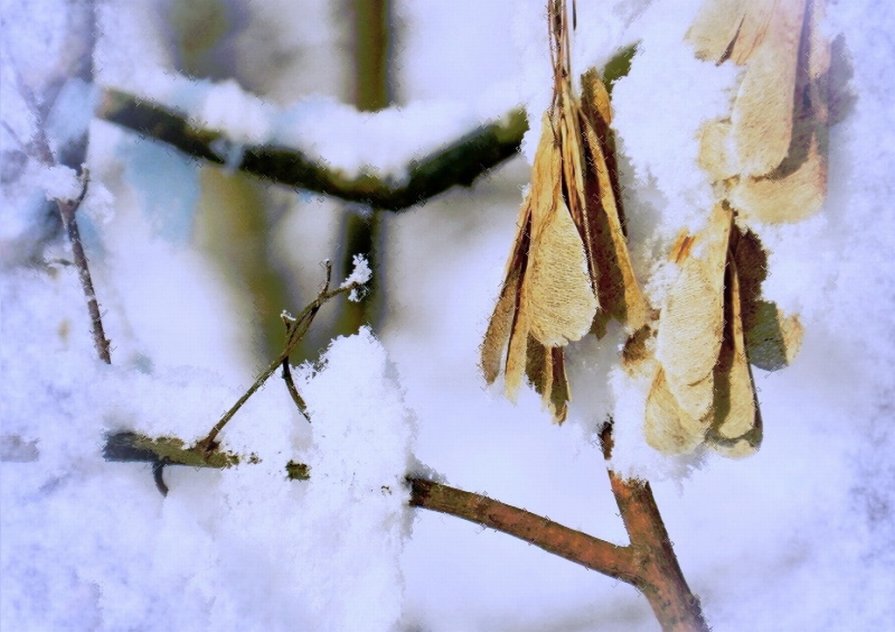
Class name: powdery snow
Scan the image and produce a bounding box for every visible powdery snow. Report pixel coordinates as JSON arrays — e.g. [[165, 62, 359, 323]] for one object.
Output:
[[2, 0, 894, 630]]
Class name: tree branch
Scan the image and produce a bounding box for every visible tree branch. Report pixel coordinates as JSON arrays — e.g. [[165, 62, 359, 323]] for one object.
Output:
[[103, 427, 707, 630], [7, 5, 111, 365], [195, 261, 360, 452], [95, 45, 638, 212], [600, 422, 709, 631], [96, 89, 527, 211], [407, 477, 639, 583], [102, 431, 636, 583], [608, 473, 708, 631], [58, 175, 112, 364]]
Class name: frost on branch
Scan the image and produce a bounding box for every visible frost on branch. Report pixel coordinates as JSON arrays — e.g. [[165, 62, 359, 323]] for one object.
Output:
[[340, 253, 373, 302]]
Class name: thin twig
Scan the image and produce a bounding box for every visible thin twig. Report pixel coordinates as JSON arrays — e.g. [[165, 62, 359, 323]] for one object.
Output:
[[407, 477, 639, 583], [280, 311, 310, 421], [102, 431, 637, 582], [196, 264, 364, 452], [7, 42, 112, 365], [58, 172, 112, 364]]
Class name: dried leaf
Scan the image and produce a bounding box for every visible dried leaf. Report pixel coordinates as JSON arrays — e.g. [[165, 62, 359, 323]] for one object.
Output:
[[655, 203, 732, 421], [481, 233, 526, 384], [526, 341, 571, 422], [645, 367, 707, 455], [692, 0, 831, 224], [731, 0, 806, 176], [744, 301, 804, 371], [707, 255, 761, 455], [580, 72, 650, 333], [730, 135, 826, 222], [504, 279, 531, 399], [698, 120, 737, 181], [526, 195, 598, 347], [727, 0, 777, 64]]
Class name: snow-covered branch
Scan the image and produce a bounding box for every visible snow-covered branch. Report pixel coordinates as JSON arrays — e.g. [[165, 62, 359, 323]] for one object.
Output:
[[97, 88, 527, 211], [101, 428, 706, 631]]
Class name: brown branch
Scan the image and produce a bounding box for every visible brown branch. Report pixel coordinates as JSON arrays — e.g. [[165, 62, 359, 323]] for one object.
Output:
[[95, 46, 637, 212], [57, 175, 112, 364], [407, 477, 639, 583], [104, 426, 706, 630], [97, 89, 527, 212], [600, 422, 709, 631], [608, 473, 708, 631], [102, 431, 637, 583]]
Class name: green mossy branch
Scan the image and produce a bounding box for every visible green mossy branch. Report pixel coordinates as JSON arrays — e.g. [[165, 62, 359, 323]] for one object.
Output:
[[97, 89, 527, 212], [95, 45, 636, 212], [102, 431, 308, 480]]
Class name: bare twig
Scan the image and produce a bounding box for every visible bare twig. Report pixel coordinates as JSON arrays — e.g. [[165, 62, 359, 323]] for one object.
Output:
[[102, 432, 634, 582], [104, 424, 704, 630], [196, 262, 363, 452], [280, 311, 310, 421], [6, 18, 111, 365], [58, 172, 112, 364], [407, 477, 639, 582]]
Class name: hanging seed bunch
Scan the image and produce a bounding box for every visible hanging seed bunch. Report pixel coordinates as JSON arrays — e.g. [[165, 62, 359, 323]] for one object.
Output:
[[636, 0, 831, 457], [481, 0, 648, 422]]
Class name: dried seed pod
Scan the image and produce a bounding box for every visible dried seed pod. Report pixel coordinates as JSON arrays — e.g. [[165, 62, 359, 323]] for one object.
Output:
[[644, 206, 796, 456], [690, 0, 831, 223], [481, 0, 647, 422]]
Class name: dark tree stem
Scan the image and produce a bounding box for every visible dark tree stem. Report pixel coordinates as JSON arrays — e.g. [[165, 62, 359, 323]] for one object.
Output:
[[97, 89, 527, 212], [57, 185, 112, 364]]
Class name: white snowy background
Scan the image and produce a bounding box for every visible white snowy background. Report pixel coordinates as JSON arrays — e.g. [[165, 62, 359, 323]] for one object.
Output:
[[2, 0, 894, 630]]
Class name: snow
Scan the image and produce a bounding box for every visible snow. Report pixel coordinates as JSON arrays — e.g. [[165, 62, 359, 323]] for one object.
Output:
[[340, 252, 372, 301], [0, 270, 414, 631], [2, 0, 895, 630]]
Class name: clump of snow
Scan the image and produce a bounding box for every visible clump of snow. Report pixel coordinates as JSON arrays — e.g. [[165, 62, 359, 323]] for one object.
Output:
[[612, 0, 738, 240], [38, 164, 81, 201], [191, 79, 275, 145], [45, 78, 94, 155], [293, 327, 417, 630], [340, 253, 372, 302], [1, 263, 417, 630]]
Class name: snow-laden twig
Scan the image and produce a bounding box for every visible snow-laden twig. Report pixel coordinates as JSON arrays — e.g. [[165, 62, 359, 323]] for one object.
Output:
[[97, 89, 527, 211], [102, 426, 704, 630]]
